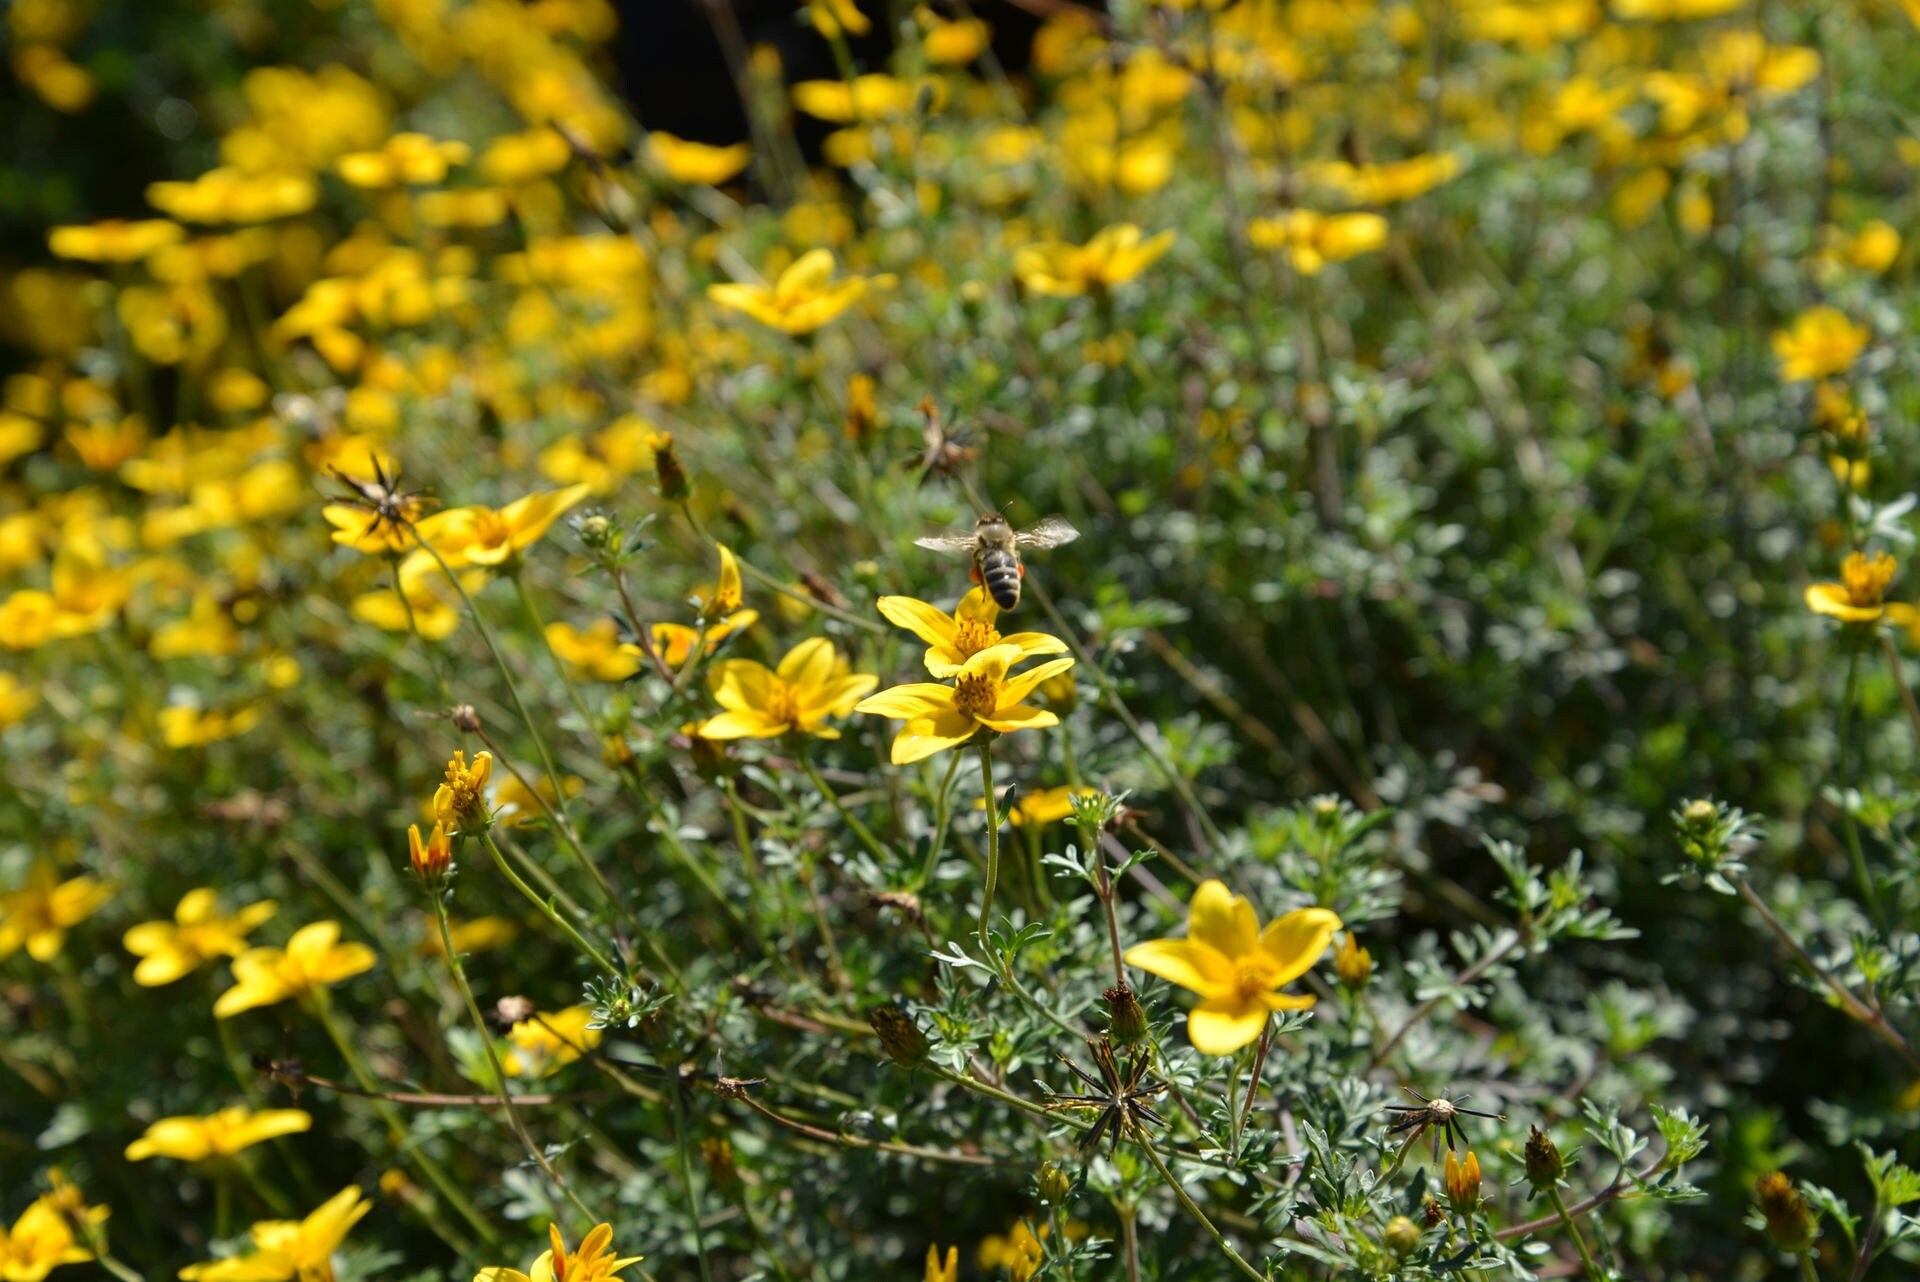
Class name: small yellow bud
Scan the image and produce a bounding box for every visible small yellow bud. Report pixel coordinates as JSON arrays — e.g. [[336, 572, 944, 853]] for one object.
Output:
[[408, 821, 453, 883], [1334, 933, 1372, 988], [1756, 1171, 1816, 1255], [1383, 1214, 1420, 1256], [1037, 1161, 1072, 1207], [1444, 1148, 1481, 1213]]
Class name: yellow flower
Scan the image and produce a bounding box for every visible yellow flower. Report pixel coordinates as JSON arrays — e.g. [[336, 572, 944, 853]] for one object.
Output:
[[125, 1107, 311, 1163], [790, 74, 929, 123], [179, 1187, 370, 1282], [1123, 879, 1341, 1056], [877, 587, 1068, 677], [546, 618, 644, 681], [975, 785, 1098, 828], [1306, 153, 1462, 204], [1845, 220, 1901, 274], [0, 863, 111, 964], [1611, 0, 1745, 17], [0, 674, 38, 729], [350, 562, 486, 642], [924, 1245, 959, 1282], [322, 490, 429, 557], [977, 1221, 1044, 1282], [47, 219, 185, 263], [855, 643, 1075, 764], [410, 484, 591, 569], [708, 249, 883, 335], [213, 922, 377, 1019], [646, 132, 752, 185], [920, 11, 990, 64], [654, 543, 760, 662], [0, 1191, 102, 1282], [122, 889, 278, 987], [159, 704, 262, 749], [474, 1222, 642, 1282], [432, 750, 494, 830], [146, 168, 317, 224], [1773, 306, 1868, 383], [502, 1006, 601, 1077], [807, 0, 872, 38], [1247, 210, 1389, 275], [1445, 1147, 1482, 1212], [1014, 224, 1175, 297], [696, 638, 878, 741], [336, 133, 472, 188], [417, 915, 519, 958], [1806, 551, 1913, 628], [408, 821, 453, 882]]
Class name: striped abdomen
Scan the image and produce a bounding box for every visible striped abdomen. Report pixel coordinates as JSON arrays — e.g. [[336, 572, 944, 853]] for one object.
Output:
[[978, 548, 1023, 609]]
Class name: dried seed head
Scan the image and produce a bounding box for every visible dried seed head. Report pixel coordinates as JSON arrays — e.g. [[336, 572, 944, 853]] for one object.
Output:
[[1104, 983, 1148, 1047], [1524, 1124, 1564, 1191], [868, 1004, 931, 1067]]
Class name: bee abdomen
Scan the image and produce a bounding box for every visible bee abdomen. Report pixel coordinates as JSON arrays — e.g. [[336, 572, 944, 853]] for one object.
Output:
[[979, 549, 1023, 609]]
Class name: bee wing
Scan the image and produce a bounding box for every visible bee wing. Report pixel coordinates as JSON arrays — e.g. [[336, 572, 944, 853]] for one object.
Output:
[[1014, 516, 1080, 549], [914, 533, 981, 556]]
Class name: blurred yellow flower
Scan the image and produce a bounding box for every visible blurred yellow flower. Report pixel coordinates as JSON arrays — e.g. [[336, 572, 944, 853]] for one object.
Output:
[[47, 219, 184, 263], [708, 249, 882, 335], [1772, 306, 1868, 382], [974, 785, 1098, 828], [179, 1187, 370, 1282], [350, 561, 485, 642], [0, 863, 111, 963], [160, 704, 262, 749], [1247, 209, 1389, 275], [0, 1189, 102, 1281], [855, 643, 1074, 764], [876, 587, 1067, 677], [1014, 224, 1175, 297], [418, 915, 519, 958], [147, 168, 317, 224], [125, 1107, 311, 1163], [920, 11, 990, 64], [1124, 879, 1341, 1055], [1806, 551, 1912, 628], [695, 637, 878, 741], [546, 617, 644, 681], [122, 888, 278, 987], [336, 132, 472, 188], [807, 0, 871, 39], [790, 74, 928, 123], [924, 1244, 959, 1282], [213, 921, 377, 1018], [1612, 0, 1745, 16], [646, 133, 751, 186], [503, 1006, 601, 1077], [1307, 153, 1461, 204], [0, 673, 38, 729], [1845, 220, 1901, 274], [479, 129, 573, 184], [474, 1222, 642, 1282], [411, 484, 590, 569]]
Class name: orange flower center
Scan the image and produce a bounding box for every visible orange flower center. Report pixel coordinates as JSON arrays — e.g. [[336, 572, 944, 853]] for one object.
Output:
[[1842, 550, 1896, 607], [1233, 956, 1278, 1001], [953, 616, 999, 655], [953, 672, 999, 718], [470, 509, 512, 549], [764, 681, 799, 728]]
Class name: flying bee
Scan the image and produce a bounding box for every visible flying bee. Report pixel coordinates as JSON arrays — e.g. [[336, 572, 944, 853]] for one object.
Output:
[[915, 513, 1079, 610]]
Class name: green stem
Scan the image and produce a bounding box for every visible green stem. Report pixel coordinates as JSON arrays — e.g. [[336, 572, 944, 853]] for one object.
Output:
[[1835, 645, 1885, 928], [1137, 1138, 1270, 1282], [1547, 1186, 1603, 1282], [310, 992, 497, 1251], [978, 739, 1000, 944], [434, 894, 594, 1221], [411, 537, 571, 815], [918, 749, 966, 889], [479, 830, 618, 977], [798, 747, 891, 865], [670, 1085, 717, 1282], [1798, 1251, 1820, 1282]]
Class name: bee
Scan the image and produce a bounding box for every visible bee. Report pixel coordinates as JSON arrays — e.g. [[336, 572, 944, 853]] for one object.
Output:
[[915, 513, 1079, 610]]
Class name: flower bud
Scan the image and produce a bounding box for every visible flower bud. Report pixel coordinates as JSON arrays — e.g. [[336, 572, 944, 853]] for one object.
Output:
[[575, 512, 615, 552], [450, 703, 481, 733], [652, 432, 689, 500], [1524, 1125, 1564, 1191], [1444, 1148, 1481, 1213], [432, 749, 493, 832], [1104, 983, 1148, 1047], [1383, 1215, 1420, 1257], [1037, 1161, 1072, 1207], [1334, 933, 1372, 988], [1756, 1171, 1816, 1255], [868, 1004, 931, 1067], [408, 821, 453, 883]]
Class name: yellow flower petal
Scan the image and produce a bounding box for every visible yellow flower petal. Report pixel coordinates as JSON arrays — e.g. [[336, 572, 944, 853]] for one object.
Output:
[[1187, 996, 1272, 1056], [1259, 907, 1344, 986], [1123, 937, 1233, 997]]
